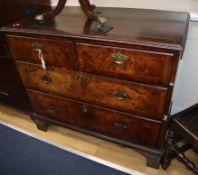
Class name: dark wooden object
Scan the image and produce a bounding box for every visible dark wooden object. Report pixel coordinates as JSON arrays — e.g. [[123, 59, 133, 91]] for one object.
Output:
[[79, 0, 97, 20], [2, 7, 190, 168], [35, 0, 97, 21], [0, 0, 50, 110], [0, 0, 50, 26], [35, 0, 111, 32], [162, 103, 198, 174]]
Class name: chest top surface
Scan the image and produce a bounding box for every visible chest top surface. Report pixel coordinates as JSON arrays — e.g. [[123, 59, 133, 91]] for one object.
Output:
[[2, 7, 189, 51]]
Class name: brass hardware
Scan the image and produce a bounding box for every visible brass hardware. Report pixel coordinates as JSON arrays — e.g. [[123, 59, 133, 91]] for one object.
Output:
[[41, 74, 52, 84], [32, 43, 46, 69], [35, 14, 44, 22], [169, 82, 174, 87], [0, 89, 9, 97], [32, 42, 43, 51], [114, 90, 128, 100], [112, 52, 128, 65], [76, 74, 84, 84], [163, 115, 168, 121], [82, 104, 88, 113], [50, 104, 60, 113], [114, 122, 128, 130]]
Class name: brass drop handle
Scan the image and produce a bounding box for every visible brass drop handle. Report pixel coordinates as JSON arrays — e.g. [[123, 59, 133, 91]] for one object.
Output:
[[82, 104, 94, 119], [82, 104, 88, 113], [112, 52, 128, 65], [76, 74, 84, 84], [32, 42, 46, 70], [41, 74, 52, 84], [49, 104, 60, 113], [32, 42, 43, 52], [114, 122, 128, 130], [114, 90, 128, 100], [0, 89, 9, 97]]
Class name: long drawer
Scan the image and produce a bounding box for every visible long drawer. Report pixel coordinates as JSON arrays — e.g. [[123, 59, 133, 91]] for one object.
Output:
[[27, 89, 162, 148], [76, 43, 177, 86], [6, 35, 73, 68], [16, 62, 168, 120]]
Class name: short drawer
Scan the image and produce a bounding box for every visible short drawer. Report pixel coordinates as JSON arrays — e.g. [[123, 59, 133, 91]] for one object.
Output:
[[27, 90, 162, 148], [17, 62, 168, 120], [76, 43, 177, 86], [6, 35, 73, 68]]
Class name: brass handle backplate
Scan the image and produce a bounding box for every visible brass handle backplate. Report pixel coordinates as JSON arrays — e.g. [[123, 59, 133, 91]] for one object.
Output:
[[49, 104, 60, 113], [32, 42, 43, 51], [41, 74, 52, 84], [114, 90, 128, 100], [114, 122, 128, 130], [112, 52, 128, 65]]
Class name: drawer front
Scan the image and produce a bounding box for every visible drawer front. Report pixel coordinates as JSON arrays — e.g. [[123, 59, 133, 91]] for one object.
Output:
[[17, 62, 168, 120], [0, 58, 20, 84], [27, 90, 162, 148], [76, 43, 176, 86], [6, 35, 73, 68]]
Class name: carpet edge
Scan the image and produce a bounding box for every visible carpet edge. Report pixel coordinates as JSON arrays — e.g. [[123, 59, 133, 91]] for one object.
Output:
[[0, 120, 145, 175]]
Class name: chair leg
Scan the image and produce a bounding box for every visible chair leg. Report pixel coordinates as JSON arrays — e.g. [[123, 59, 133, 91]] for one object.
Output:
[[162, 130, 176, 169], [172, 145, 198, 175]]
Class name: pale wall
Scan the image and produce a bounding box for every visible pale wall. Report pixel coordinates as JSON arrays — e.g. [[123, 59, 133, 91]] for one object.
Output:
[[172, 21, 198, 113], [51, 0, 198, 113], [51, 0, 198, 13]]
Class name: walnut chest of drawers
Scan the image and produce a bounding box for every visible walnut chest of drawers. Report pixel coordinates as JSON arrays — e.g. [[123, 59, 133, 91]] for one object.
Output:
[[2, 7, 189, 168]]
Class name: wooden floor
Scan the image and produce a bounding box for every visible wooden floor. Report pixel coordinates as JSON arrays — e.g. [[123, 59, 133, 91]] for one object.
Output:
[[0, 104, 197, 175]]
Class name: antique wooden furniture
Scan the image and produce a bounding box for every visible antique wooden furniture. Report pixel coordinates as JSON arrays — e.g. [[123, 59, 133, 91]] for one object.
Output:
[[162, 103, 198, 174], [35, 0, 97, 21], [35, 0, 112, 32], [0, 0, 50, 110], [2, 6, 190, 168]]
